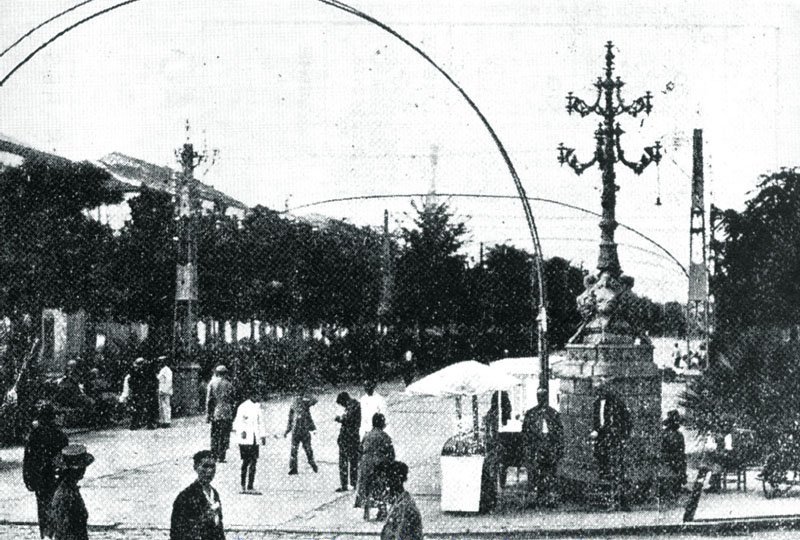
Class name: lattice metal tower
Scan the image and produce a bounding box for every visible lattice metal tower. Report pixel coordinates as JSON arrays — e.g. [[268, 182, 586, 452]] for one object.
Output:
[[687, 129, 709, 357]]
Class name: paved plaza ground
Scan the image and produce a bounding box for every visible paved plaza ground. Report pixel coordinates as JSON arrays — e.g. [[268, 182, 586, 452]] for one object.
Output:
[[1, 379, 799, 539]]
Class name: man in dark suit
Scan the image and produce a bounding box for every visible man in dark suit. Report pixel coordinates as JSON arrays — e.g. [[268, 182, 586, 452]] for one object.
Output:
[[284, 387, 318, 474], [334, 391, 361, 492], [591, 392, 631, 510], [170, 450, 225, 540], [522, 388, 564, 507], [22, 401, 69, 538]]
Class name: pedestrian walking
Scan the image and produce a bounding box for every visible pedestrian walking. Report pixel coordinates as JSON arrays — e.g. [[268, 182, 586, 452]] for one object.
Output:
[[284, 387, 318, 475], [49, 444, 94, 540], [23, 401, 69, 539], [170, 450, 225, 540], [232, 388, 266, 492], [356, 413, 395, 521], [157, 356, 173, 428], [335, 391, 361, 492], [380, 461, 423, 540], [206, 365, 235, 462], [522, 388, 564, 507], [359, 380, 388, 440]]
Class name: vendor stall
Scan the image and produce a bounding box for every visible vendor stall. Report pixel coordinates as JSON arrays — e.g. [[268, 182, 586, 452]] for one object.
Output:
[[489, 354, 565, 433], [405, 360, 518, 513]]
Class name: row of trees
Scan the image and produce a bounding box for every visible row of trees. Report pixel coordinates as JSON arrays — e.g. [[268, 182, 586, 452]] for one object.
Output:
[[1, 158, 687, 383]]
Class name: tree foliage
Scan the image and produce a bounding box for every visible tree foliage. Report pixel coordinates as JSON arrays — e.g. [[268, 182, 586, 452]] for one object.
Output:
[[712, 168, 800, 333], [0, 159, 120, 320]]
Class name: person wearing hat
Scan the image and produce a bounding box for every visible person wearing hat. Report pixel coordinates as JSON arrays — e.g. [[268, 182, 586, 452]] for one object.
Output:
[[170, 450, 225, 540], [661, 409, 687, 496], [206, 365, 235, 462], [49, 444, 94, 540], [380, 461, 423, 540], [23, 401, 69, 539], [157, 356, 173, 428]]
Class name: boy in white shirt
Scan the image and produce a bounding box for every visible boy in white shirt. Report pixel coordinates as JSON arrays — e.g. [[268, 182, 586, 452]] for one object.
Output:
[[232, 388, 267, 492], [359, 380, 388, 440]]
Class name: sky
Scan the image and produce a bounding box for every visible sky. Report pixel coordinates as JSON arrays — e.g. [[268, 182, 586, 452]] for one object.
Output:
[[1, 0, 799, 302]]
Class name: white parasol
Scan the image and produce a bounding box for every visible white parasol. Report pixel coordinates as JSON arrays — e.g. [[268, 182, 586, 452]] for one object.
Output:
[[405, 360, 519, 397]]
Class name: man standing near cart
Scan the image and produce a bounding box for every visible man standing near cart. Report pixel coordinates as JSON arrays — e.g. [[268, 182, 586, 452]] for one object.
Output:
[[522, 388, 563, 507]]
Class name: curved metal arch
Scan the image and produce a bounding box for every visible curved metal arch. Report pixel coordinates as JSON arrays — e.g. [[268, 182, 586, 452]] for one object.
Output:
[[0, 0, 552, 385], [286, 192, 689, 278]]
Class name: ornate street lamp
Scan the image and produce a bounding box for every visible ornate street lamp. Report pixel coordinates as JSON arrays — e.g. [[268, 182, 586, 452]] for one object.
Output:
[[558, 40, 662, 338], [556, 41, 665, 507]]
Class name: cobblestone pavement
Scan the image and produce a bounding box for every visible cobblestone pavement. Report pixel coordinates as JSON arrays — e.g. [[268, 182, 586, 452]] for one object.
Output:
[[0, 525, 369, 540]]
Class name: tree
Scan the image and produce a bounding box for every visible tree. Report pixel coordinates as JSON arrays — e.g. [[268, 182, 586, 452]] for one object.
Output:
[[111, 187, 175, 344], [394, 201, 469, 331], [711, 168, 800, 333]]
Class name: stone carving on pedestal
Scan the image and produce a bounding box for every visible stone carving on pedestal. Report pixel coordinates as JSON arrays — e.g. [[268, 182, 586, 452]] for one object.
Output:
[[557, 271, 662, 506]]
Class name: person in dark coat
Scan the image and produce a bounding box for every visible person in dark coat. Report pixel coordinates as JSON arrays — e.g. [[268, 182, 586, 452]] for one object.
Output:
[[170, 450, 225, 540], [284, 386, 318, 474], [334, 392, 361, 492], [661, 409, 687, 497], [126, 357, 151, 430], [49, 444, 94, 540], [356, 413, 395, 521], [591, 392, 631, 509], [522, 388, 564, 507], [483, 390, 512, 487], [380, 461, 423, 540], [23, 401, 69, 538], [206, 365, 236, 462]]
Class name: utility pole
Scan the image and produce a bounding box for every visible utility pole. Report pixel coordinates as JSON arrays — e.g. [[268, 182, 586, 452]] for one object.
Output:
[[377, 209, 394, 332]]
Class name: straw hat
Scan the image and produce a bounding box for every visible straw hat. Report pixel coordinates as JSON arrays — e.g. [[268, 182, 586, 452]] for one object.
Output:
[[54, 444, 95, 470]]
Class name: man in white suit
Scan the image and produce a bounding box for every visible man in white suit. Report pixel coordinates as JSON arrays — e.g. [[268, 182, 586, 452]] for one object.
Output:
[[157, 356, 173, 428], [232, 387, 267, 492]]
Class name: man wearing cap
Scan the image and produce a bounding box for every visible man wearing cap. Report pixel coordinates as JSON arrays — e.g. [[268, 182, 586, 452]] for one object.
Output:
[[170, 450, 225, 540], [23, 401, 69, 539], [157, 356, 173, 428], [49, 444, 94, 540], [206, 365, 235, 462]]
